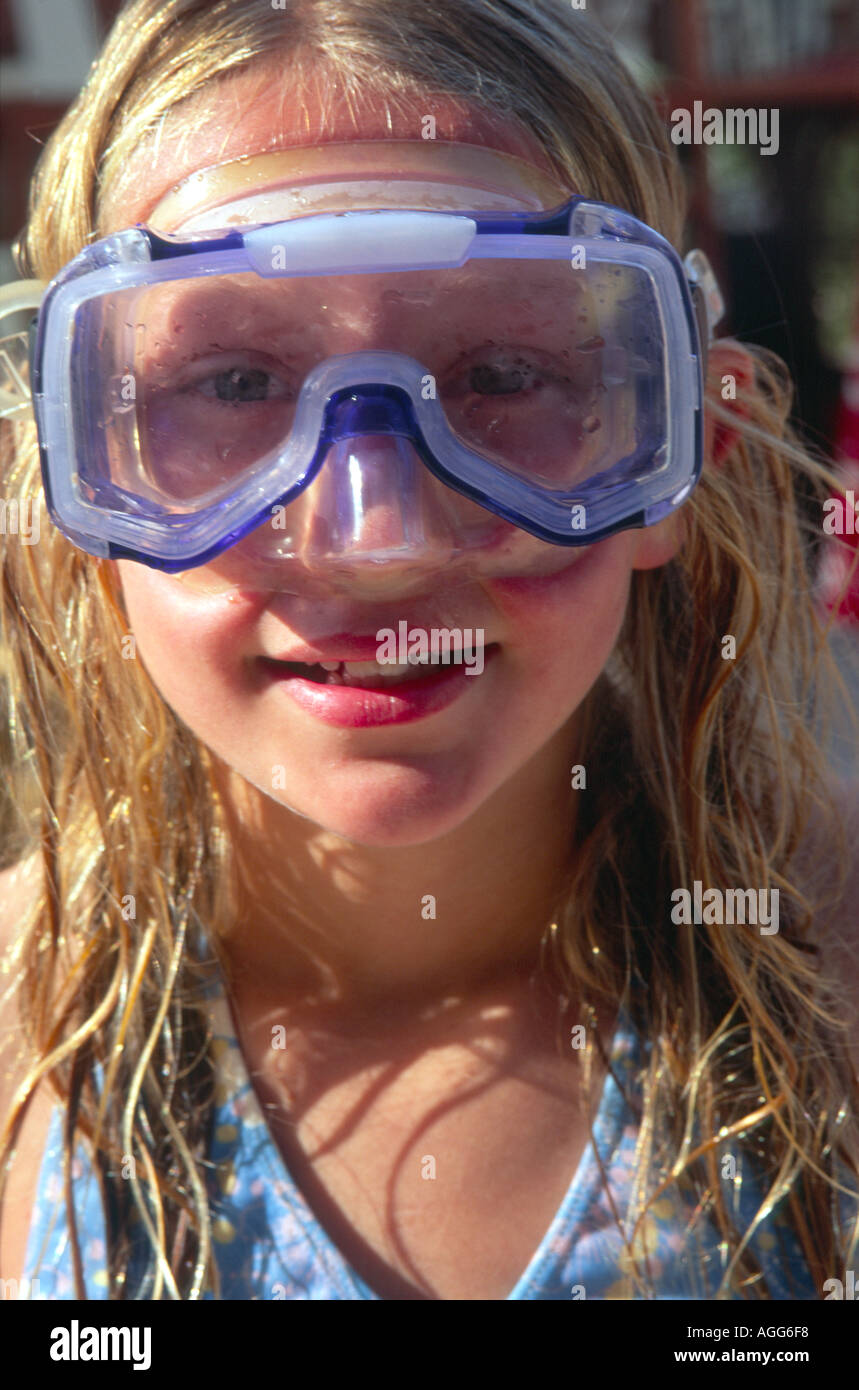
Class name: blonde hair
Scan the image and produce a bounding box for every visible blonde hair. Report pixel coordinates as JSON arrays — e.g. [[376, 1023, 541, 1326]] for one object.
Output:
[[2, 0, 857, 1299]]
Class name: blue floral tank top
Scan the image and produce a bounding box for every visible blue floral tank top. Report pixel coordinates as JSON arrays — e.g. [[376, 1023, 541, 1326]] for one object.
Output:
[[20, 947, 827, 1300]]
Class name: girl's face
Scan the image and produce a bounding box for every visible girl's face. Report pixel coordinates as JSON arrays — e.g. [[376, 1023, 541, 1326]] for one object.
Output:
[[106, 62, 682, 848]]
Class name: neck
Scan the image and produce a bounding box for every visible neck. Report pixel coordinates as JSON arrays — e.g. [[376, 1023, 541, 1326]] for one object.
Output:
[[211, 719, 579, 1017]]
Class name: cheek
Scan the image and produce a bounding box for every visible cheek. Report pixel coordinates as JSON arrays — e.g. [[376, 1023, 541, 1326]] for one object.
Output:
[[115, 562, 264, 728], [487, 537, 633, 700]]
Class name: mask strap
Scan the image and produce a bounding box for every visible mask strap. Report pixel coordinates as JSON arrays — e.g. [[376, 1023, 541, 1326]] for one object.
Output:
[[146, 141, 573, 232], [684, 248, 725, 370], [0, 279, 45, 420]]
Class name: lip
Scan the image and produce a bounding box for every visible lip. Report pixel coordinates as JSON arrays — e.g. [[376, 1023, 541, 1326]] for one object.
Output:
[[259, 644, 498, 727]]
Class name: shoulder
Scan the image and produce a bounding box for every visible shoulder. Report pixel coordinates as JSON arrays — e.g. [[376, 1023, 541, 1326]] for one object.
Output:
[[0, 850, 41, 1023], [0, 850, 44, 1122], [0, 850, 41, 982], [0, 851, 58, 1288]]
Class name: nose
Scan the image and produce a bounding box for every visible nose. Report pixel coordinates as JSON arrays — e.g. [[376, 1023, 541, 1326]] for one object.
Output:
[[174, 426, 513, 602], [271, 432, 463, 582]]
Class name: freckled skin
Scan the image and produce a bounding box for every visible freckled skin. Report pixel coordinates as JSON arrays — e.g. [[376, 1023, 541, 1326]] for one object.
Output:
[[117, 523, 675, 848]]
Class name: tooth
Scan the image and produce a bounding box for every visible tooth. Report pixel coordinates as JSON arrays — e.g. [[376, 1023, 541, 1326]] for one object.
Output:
[[335, 658, 434, 688], [341, 661, 383, 676], [320, 661, 341, 672]]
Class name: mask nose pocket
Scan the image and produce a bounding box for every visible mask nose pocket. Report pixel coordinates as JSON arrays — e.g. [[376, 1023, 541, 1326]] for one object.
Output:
[[280, 433, 461, 568]]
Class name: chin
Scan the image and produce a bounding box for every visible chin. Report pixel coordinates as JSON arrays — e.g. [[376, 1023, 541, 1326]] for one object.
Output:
[[260, 762, 487, 847]]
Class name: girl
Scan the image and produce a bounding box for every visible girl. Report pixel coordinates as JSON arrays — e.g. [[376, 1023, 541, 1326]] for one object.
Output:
[[0, 0, 857, 1302]]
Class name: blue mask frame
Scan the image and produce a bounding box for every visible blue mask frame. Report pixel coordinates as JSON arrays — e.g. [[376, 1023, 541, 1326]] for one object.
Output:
[[21, 196, 723, 571]]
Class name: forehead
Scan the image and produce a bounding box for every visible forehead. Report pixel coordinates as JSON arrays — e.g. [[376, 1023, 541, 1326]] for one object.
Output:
[[99, 56, 567, 234]]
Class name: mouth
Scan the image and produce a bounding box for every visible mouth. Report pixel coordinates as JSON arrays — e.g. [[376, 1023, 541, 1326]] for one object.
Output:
[[258, 643, 500, 727], [262, 648, 497, 690]]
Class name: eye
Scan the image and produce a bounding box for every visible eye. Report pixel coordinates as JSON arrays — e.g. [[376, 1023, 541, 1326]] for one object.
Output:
[[152, 347, 296, 407], [467, 354, 541, 396], [193, 364, 293, 404], [443, 344, 587, 402]]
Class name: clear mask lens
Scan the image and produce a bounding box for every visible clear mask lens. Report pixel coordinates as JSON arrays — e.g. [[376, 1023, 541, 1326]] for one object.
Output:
[[73, 257, 660, 594]]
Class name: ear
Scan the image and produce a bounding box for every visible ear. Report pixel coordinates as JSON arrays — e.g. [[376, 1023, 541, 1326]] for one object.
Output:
[[631, 339, 758, 572], [630, 510, 686, 571], [704, 339, 756, 465]]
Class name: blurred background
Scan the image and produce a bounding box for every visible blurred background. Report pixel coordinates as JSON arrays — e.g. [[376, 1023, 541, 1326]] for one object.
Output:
[[3, 0, 858, 470], [1, 0, 858, 770]]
